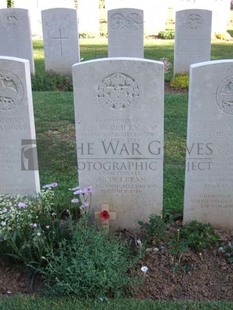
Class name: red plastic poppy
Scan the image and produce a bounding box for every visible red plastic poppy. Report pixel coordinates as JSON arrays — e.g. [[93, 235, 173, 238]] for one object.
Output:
[[99, 210, 110, 221]]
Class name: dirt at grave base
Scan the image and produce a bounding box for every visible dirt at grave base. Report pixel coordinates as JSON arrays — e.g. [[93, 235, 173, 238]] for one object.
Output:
[[0, 85, 231, 301], [1, 228, 233, 301]]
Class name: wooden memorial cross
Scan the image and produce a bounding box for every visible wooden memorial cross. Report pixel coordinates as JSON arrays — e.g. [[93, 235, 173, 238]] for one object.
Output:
[[95, 204, 116, 233]]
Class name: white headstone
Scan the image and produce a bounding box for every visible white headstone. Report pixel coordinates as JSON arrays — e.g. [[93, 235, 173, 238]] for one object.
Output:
[[184, 60, 233, 230], [106, 0, 168, 34], [42, 8, 80, 78], [174, 9, 212, 75], [78, 0, 99, 34], [0, 57, 40, 195], [108, 8, 144, 58], [0, 9, 35, 74], [175, 0, 231, 34], [14, 0, 42, 37], [73, 58, 164, 230]]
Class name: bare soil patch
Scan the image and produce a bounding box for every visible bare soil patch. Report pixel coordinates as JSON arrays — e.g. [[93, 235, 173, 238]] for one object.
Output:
[[1, 228, 233, 300]]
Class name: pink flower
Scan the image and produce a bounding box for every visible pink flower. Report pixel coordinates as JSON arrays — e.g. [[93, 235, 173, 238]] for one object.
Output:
[[80, 202, 89, 210], [69, 186, 80, 192], [99, 210, 110, 221], [74, 186, 94, 195], [74, 189, 84, 195]]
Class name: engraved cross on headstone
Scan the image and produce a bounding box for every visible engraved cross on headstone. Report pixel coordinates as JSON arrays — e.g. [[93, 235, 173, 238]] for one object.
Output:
[[52, 28, 69, 55], [95, 203, 116, 233]]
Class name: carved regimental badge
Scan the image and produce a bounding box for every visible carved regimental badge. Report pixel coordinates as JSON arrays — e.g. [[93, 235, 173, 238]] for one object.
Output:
[[3, 15, 18, 29], [97, 72, 140, 111], [216, 75, 233, 115], [0, 71, 24, 111], [185, 13, 203, 30], [110, 12, 142, 30]]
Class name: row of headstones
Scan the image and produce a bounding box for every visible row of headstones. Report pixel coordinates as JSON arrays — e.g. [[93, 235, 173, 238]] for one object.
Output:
[[0, 7, 214, 77], [0, 0, 231, 36], [108, 7, 213, 76], [0, 0, 100, 35], [106, 0, 231, 35], [1, 56, 233, 230]]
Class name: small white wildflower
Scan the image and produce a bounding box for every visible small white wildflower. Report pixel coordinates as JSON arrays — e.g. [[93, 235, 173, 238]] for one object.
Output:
[[136, 239, 142, 247], [37, 232, 41, 236], [1, 221, 6, 226], [71, 198, 79, 204], [80, 202, 89, 210], [141, 266, 148, 274], [69, 186, 80, 191], [46, 225, 50, 229], [42, 182, 58, 189], [30, 223, 37, 228], [17, 202, 27, 208]]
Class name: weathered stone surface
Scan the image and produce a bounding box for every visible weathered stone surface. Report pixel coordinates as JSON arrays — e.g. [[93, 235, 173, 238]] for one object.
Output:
[[184, 60, 233, 229], [73, 58, 164, 230], [108, 8, 144, 58], [0, 8, 35, 74], [0, 57, 40, 195], [175, 0, 231, 34], [42, 8, 80, 78], [174, 9, 212, 75], [105, 0, 167, 34]]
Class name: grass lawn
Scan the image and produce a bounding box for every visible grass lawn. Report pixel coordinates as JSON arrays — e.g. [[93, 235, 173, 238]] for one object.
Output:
[[1, 296, 233, 310], [1, 38, 233, 308], [32, 38, 233, 215]]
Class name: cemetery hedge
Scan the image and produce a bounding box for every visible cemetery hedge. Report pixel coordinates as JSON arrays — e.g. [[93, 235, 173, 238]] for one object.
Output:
[[1, 39, 233, 307]]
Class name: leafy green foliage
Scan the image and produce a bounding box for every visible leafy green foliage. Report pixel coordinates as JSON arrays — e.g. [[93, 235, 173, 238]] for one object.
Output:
[[1, 296, 233, 310], [7, 0, 14, 7], [180, 221, 219, 252], [0, 189, 61, 268], [138, 215, 168, 244], [215, 32, 232, 41], [42, 219, 137, 298], [170, 74, 189, 89], [0, 186, 93, 270], [31, 72, 72, 91], [219, 242, 233, 264], [157, 30, 175, 40], [79, 32, 96, 39]]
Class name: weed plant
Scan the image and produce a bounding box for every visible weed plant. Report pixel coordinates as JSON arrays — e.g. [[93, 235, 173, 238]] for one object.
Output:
[[42, 218, 137, 298], [0, 185, 139, 298]]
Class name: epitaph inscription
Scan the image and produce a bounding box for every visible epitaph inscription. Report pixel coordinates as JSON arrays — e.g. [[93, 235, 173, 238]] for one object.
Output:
[[110, 12, 142, 30], [0, 57, 40, 195], [185, 14, 203, 30], [73, 59, 164, 229], [184, 60, 233, 230], [97, 73, 140, 111], [216, 75, 233, 115], [0, 70, 24, 111]]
